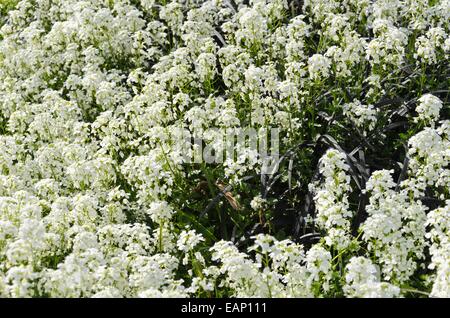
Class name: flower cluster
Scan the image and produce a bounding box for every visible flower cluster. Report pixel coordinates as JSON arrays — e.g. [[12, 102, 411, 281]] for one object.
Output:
[[0, 0, 448, 298], [313, 149, 353, 250], [414, 94, 443, 126], [426, 201, 450, 297], [344, 257, 400, 298], [362, 170, 427, 283]]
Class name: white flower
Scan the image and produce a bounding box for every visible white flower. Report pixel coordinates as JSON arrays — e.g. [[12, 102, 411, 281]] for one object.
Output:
[[362, 170, 427, 283], [415, 27, 447, 64], [415, 94, 443, 126], [305, 245, 332, 291], [0, 0, 447, 299], [195, 52, 217, 82], [308, 54, 331, 80], [426, 202, 450, 297], [250, 195, 266, 211], [147, 201, 175, 224], [344, 257, 400, 298], [177, 230, 204, 253], [343, 99, 378, 132], [313, 149, 353, 250]]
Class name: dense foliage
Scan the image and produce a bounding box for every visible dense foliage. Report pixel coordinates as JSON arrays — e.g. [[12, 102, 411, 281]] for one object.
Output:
[[0, 0, 449, 298]]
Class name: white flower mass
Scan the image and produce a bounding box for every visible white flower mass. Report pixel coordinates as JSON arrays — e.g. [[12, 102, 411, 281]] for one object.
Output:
[[0, 0, 448, 298]]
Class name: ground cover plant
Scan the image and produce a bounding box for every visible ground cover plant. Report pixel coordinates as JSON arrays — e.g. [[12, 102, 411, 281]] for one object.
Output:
[[0, 0, 449, 298]]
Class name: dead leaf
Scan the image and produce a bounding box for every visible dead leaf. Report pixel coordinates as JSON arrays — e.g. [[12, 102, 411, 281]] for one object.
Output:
[[215, 180, 241, 211]]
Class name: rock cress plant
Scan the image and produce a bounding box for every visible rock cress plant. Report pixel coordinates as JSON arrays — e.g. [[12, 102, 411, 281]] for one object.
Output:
[[0, 0, 448, 298]]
